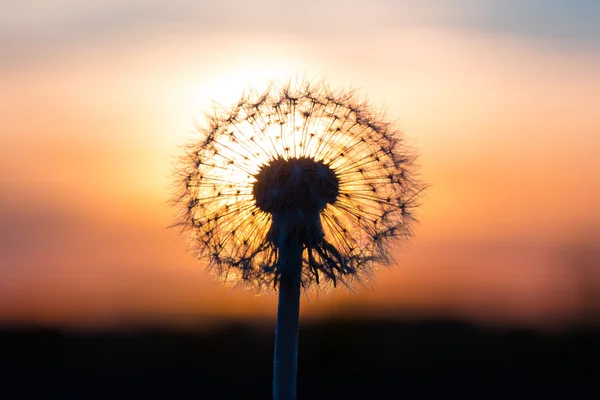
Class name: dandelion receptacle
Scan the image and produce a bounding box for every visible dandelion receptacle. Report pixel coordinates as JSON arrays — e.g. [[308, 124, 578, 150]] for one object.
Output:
[[173, 81, 422, 400]]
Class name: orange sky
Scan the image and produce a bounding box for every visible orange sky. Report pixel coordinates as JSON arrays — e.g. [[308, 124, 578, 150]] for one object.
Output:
[[1, 3, 599, 329]]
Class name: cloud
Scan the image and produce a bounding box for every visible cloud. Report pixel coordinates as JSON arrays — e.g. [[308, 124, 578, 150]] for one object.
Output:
[[2, 1, 598, 67]]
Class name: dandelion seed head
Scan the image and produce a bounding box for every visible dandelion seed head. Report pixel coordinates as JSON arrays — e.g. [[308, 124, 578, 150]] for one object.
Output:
[[173, 80, 423, 292]]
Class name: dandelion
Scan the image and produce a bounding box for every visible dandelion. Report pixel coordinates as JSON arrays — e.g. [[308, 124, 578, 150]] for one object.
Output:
[[173, 80, 422, 400]]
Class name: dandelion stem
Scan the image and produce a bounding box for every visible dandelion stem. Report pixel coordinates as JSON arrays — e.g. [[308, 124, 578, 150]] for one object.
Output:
[[273, 234, 303, 400], [175, 81, 423, 399]]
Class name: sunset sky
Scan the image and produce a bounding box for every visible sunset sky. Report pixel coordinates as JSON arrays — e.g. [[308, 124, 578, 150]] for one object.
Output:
[[1, 0, 599, 329]]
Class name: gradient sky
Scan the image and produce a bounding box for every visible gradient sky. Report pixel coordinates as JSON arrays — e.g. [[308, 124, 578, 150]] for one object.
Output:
[[1, 1, 599, 329]]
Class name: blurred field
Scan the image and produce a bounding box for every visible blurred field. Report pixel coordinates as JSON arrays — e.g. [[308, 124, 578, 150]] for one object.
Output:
[[1, 318, 598, 399]]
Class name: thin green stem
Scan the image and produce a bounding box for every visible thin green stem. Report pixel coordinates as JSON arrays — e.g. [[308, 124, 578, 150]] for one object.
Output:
[[273, 236, 303, 400]]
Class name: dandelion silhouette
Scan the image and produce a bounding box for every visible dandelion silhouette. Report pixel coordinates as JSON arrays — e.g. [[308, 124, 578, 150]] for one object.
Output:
[[173, 81, 422, 399]]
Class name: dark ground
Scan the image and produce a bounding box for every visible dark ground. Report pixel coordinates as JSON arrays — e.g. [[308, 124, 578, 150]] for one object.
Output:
[[0, 318, 598, 399]]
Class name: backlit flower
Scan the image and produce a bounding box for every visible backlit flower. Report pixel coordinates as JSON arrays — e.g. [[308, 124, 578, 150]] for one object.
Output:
[[173, 81, 422, 291]]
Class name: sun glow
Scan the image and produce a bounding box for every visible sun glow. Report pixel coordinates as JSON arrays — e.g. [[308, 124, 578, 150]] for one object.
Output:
[[174, 81, 422, 290]]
